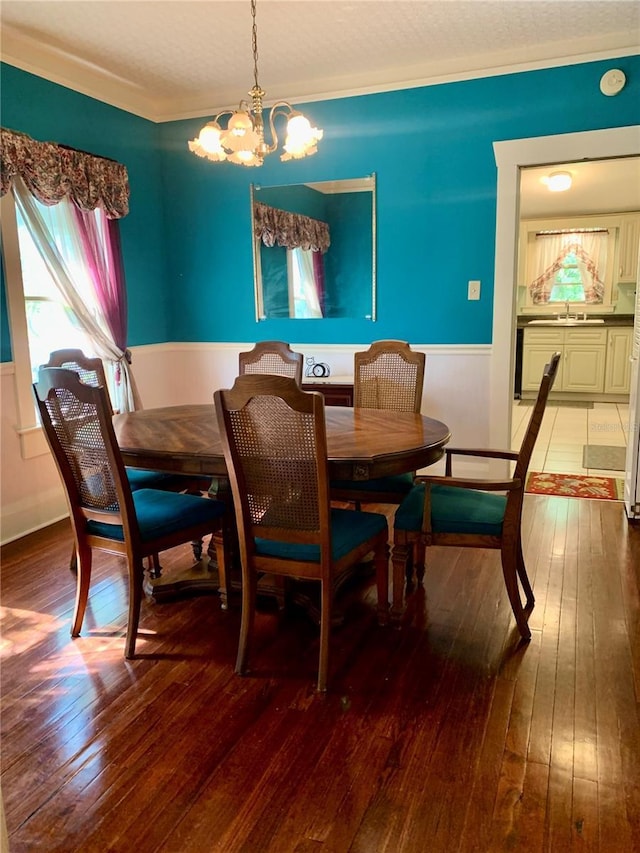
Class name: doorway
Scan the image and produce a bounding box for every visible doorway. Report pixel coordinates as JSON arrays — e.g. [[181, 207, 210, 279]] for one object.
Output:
[[491, 126, 640, 487], [514, 156, 639, 478]]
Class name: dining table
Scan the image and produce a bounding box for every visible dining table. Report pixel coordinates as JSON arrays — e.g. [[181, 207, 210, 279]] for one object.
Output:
[[113, 404, 451, 617]]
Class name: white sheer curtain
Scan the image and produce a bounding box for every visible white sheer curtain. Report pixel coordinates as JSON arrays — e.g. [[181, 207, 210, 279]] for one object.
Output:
[[288, 248, 323, 318], [13, 177, 140, 411], [572, 231, 607, 302], [529, 230, 607, 304]]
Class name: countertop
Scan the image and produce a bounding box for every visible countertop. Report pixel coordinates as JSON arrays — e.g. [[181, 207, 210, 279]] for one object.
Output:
[[517, 314, 634, 329]]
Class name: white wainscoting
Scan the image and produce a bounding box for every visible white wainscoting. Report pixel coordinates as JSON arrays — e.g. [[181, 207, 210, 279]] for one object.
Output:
[[0, 342, 491, 544]]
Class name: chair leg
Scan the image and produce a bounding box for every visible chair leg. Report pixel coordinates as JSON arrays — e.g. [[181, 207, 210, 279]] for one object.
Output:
[[390, 538, 412, 622], [501, 542, 532, 641], [413, 539, 426, 584], [148, 553, 162, 579], [212, 530, 230, 610], [71, 543, 92, 637], [374, 540, 390, 626], [235, 569, 257, 676], [516, 537, 535, 610], [125, 559, 145, 659], [69, 545, 78, 574], [317, 578, 333, 692]]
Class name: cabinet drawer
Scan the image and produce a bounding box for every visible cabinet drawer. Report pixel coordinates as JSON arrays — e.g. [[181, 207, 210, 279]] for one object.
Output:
[[301, 381, 354, 406], [564, 327, 607, 346], [523, 328, 564, 345]]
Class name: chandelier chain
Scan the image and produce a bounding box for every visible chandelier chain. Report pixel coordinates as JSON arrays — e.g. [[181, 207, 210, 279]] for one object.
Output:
[[251, 0, 260, 90]]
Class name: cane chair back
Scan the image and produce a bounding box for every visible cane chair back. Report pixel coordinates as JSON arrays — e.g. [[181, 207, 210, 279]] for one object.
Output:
[[215, 373, 389, 691], [34, 367, 226, 658], [45, 349, 207, 572], [393, 352, 561, 636], [354, 340, 425, 412], [331, 340, 426, 507], [238, 341, 303, 384]]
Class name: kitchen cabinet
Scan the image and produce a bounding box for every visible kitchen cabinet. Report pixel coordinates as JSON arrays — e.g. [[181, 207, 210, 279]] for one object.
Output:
[[616, 214, 640, 283], [604, 327, 633, 394], [522, 326, 607, 394]]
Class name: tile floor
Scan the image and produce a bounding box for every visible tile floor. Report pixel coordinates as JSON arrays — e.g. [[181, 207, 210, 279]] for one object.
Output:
[[512, 400, 629, 478]]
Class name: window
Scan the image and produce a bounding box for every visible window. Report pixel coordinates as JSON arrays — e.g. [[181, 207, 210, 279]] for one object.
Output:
[[548, 250, 586, 303], [1, 130, 133, 457], [1, 191, 120, 457], [16, 199, 106, 385], [519, 215, 619, 314], [287, 248, 324, 319]]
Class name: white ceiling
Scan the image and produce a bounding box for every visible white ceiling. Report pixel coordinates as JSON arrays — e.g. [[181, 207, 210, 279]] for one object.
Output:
[[1, 0, 638, 123], [520, 157, 640, 218]]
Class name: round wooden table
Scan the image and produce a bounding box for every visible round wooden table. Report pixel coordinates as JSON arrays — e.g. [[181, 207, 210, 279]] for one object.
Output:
[[113, 404, 450, 615], [114, 404, 451, 481]]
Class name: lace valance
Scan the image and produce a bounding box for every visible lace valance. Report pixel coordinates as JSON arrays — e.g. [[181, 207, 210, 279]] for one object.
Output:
[[253, 202, 330, 253], [0, 128, 130, 219]]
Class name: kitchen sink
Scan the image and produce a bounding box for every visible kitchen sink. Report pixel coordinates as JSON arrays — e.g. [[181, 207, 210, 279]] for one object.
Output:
[[527, 318, 605, 326]]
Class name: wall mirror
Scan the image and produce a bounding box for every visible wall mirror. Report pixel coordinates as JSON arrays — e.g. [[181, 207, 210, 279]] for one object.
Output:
[[251, 174, 376, 321]]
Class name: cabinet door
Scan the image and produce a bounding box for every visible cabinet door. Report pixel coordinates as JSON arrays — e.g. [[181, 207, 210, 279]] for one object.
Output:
[[522, 328, 564, 392], [617, 214, 640, 283], [604, 328, 633, 394], [522, 345, 563, 391], [563, 345, 606, 393]]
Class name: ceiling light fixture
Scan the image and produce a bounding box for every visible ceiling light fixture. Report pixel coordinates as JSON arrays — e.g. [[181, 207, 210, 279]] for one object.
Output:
[[544, 171, 573, 192], [188, 0, 323, 167]]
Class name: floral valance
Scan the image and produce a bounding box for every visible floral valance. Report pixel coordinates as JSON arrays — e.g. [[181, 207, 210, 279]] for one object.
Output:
[[0, 128, 130, 219], [253, 202, 330, 253]]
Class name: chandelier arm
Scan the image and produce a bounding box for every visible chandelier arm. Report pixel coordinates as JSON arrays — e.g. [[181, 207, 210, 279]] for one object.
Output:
[[265, 101, 300, 153]]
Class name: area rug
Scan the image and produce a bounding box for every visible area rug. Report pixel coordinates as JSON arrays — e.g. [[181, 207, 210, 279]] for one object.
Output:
[[582, 444, 627, 471], [526, 472, 624, 500]]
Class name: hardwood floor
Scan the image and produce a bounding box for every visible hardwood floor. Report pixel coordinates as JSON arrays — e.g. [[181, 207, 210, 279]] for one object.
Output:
[[1, 497, 639, 852]]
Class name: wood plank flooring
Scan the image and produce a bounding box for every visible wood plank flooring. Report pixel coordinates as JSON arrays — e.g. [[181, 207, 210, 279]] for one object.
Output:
[[1, 496, 639, 852]]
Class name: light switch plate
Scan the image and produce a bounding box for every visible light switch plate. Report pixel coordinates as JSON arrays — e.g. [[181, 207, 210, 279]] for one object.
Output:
[[468, 280, 481, 300]]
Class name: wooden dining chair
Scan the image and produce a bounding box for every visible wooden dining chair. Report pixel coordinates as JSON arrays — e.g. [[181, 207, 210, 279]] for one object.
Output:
[[392, 352, 561, 635], [330, 340, 426, 506], [46, 349, 195, 491], [34, 367, 227, 658], [238, 340, 304, 384], [45, 349, 210, 570], [214, 373, 390, 692]]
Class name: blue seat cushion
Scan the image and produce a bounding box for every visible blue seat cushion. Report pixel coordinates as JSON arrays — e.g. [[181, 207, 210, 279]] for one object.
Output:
[[395, 483, 507, 537], [255, 507, 387, 563], [125, 468, 181, 490], [87, 489, 225, 542], [330, 471, 414, 495]]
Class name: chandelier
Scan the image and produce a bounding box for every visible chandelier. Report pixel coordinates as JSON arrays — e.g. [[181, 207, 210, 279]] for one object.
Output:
[[188, 0, 323, 167]]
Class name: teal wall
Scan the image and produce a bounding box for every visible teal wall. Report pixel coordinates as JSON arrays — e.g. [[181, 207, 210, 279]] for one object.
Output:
[[2, 55, 639, 360]]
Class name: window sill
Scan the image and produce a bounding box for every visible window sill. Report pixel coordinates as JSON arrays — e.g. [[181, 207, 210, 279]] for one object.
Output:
[[17, 424, 50, 460]]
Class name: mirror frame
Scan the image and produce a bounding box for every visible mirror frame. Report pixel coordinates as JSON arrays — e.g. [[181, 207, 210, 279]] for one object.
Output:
[[250, 174, 377, 322]]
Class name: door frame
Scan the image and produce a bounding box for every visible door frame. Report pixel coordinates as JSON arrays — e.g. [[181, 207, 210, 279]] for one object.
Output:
[[491, 125, 640, 459]]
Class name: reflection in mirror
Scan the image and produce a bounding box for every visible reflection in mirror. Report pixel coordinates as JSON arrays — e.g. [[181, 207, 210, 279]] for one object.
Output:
[[251, 175, 376, 321]]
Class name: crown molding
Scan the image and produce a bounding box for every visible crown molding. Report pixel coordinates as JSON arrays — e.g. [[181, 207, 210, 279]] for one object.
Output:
[[2, 25, 638, 124]]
